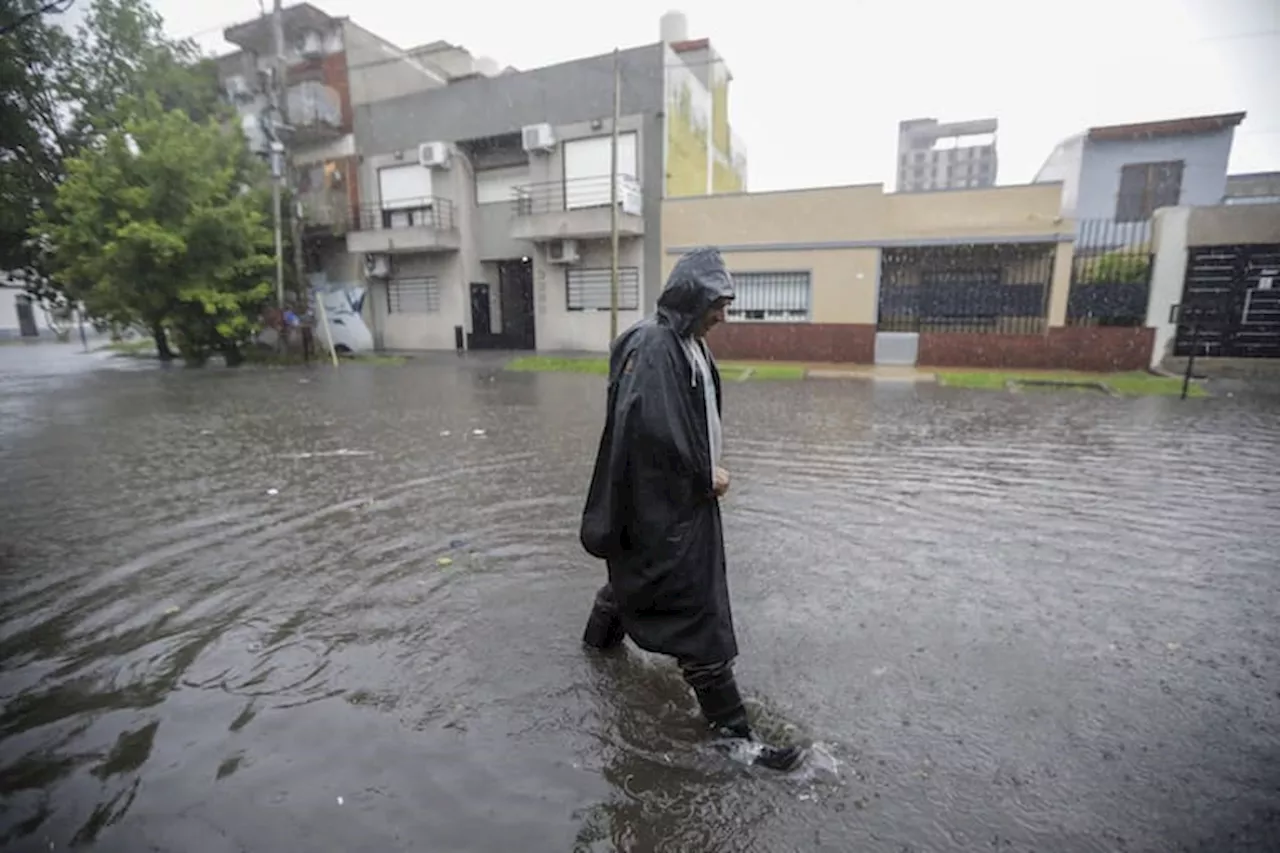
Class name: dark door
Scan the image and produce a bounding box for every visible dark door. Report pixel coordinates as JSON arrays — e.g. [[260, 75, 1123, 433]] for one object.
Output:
[[470, 282, 492, 339], [499, 259, 536, 350], [16, 295, 38, 338]]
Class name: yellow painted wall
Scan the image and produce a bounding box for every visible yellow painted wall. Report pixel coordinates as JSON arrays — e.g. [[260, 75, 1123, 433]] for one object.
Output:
[[711, 82, 730, 157], [666, 82, 709, 198], [712, 159, 744, 194], [662, 182, 1076, 325], [883, 185, 1067, 239], [662, 248, 881, 325]]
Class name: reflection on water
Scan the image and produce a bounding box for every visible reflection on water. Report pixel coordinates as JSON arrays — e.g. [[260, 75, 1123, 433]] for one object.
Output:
[[1, 345, 1278, 852]]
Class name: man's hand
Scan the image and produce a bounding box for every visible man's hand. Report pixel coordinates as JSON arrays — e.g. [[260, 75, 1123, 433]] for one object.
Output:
[[714, 466, 731, 498]]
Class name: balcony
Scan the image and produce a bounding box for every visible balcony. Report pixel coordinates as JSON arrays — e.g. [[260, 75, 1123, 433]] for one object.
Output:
[[345, 198, 460, 255], [298, 189, 353, 235], [510, 176, 645, 242], [286, 81, 347, 145]]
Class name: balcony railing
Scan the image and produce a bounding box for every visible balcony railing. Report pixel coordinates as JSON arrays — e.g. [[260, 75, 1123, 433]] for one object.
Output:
[[354, 198, 456, 232], [298, 190, 353, 232], [512, 175, 642, 216]]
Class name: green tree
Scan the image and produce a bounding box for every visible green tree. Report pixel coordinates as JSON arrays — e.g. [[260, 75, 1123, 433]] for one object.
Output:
[[2, 0, 226, 312], [39, 98, 275, 365], [0, 0, 74, 289]]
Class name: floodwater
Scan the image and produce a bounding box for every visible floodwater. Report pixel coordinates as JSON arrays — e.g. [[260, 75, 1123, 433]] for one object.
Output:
[[2, 344, 1278, 853]]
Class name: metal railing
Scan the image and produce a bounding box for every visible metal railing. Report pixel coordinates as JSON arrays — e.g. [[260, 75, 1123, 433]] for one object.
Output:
[[1066, 218, 1153, 327], [298, 190, 353, 232], [354, 197, 455, 232], [878, 244, 1056, 335], [511, 175, 642, 216]]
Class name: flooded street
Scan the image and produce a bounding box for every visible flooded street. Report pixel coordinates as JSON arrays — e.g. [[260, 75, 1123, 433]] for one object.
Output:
[[2, 344, 1278, 852]]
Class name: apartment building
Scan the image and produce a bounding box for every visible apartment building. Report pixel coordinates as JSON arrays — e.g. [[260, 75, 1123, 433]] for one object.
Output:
[[346, 11, 747, 353], [896, 117, 998, 192], [215, 3, 508, 335]]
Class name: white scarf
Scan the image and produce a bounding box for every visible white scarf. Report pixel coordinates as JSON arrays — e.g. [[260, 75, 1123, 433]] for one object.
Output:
[[682, 336, 721, 487]]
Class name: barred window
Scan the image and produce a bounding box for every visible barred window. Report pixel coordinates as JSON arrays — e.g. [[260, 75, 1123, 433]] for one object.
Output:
[[387, 277, 439, 313], [566, 267, 640, 311], [727, 271, 810, 322]]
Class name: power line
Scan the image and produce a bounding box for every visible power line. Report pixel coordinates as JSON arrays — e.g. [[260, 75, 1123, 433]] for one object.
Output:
[[0, 0, 75, 37]]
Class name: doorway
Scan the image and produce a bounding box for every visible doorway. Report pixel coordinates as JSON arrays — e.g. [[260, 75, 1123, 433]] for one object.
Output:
[[16, 294, 39, 338], [468, 259, 535, 350]]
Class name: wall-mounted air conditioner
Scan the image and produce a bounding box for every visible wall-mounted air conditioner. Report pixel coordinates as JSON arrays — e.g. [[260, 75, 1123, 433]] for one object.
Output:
[[522, 123, 556, 154], [547, 239, 579, 264], [299, 30, 324, 59], [418, 141, 450, 169], [364, 253, 391, 279]]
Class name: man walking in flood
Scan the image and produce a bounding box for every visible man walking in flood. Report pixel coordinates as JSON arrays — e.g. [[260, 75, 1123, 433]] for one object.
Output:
[[579, 247, 804, 772]]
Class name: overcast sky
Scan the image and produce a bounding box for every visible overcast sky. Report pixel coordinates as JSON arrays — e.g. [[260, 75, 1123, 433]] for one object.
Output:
[[56, 0, 1280, 191]]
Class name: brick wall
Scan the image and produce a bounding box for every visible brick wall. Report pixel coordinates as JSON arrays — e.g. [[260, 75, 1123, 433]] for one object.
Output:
[[707, 323, 876, 363], [918, 327, 1155, 371]]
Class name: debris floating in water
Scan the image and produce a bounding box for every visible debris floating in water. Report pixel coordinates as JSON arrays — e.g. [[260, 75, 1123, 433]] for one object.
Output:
[[440, 430, 451, 437], [163, 606, 181, 616], [436, 557, 454, 567], [336, 796, 344, 805], [472, 429, 486, 436], [266, 488, 279, 496], [285, 449, 372, 460]]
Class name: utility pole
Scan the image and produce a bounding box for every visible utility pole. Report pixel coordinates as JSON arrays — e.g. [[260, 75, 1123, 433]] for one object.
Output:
[[268, 0, 286, 312], [608, 48, 621, 343]]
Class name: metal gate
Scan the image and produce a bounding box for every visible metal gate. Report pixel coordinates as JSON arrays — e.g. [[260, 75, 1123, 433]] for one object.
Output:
[[1175, 244, 1280, 358]]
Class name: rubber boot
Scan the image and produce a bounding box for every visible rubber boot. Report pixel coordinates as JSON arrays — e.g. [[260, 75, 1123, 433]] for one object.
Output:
[[582, 585, 626, 650], [692, 673, 806, 772]]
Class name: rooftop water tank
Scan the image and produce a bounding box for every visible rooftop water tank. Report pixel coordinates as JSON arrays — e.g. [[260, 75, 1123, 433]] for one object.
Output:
[[660, 10, 688, 44]]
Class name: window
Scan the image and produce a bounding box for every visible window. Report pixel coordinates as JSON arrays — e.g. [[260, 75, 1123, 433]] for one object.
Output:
[[387, 277, 439, 313], [727, 272, 810, 322], [563, 133, 639, 209], [475, 166, 529, 205], [1115, 160, 1183, 222], [566, 267, 640, 311], [378, 164, 433, 211]]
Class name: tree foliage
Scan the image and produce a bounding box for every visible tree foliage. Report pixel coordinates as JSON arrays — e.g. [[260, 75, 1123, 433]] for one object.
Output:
[[39, 97, 275, 365], [2, 0, 228, 303]]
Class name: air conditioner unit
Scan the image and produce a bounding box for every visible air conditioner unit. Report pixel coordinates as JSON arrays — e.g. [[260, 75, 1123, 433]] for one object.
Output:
[[299, 30, 324, 59], [417, 141, 450, 169], [522, 123, 555, 154], [364, 253, 391, 279], [546, 239, 579, 264]]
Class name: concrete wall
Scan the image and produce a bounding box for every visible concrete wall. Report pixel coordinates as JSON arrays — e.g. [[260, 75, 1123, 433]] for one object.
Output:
[[1188, 203, 1280, 246], [354, 46, 665, 154], [344, 22, 447, 107], [663, 183, 1069, 250], [534, 238, 645, 352], [1075, 130, 1235, 221], [368, 252, 468, 351]]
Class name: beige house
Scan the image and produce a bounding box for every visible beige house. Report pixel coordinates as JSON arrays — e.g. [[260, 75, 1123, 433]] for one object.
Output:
[[659, 182, 1160, 369]]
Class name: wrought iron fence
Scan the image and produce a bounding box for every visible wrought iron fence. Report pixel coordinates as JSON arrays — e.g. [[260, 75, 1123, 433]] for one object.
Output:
[[1066, 218, 1153, 327], [354, 198, 455, 232], [1174, 243, 1280, 359], [511, 175, 641, 215], [878, 243, 1056, 334]]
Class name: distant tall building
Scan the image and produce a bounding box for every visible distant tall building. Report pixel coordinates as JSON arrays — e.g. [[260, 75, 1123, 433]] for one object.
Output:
[[896, 117, 998, 192]]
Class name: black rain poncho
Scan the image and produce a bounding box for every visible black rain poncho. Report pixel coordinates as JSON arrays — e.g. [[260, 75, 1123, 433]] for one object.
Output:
[[579, 247, 737, 664]]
